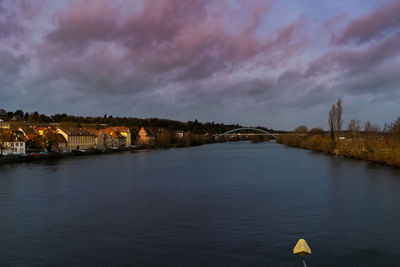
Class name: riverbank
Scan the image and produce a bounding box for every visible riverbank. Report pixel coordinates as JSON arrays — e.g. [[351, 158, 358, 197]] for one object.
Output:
[[277, 134, 400, 168], [0, 138, 218, 165], [0, 148, 131, 164], [0, 131, 219, 165]]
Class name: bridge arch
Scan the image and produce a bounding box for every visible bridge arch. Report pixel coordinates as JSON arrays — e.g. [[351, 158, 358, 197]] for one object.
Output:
[[216, 127, 277, 140]]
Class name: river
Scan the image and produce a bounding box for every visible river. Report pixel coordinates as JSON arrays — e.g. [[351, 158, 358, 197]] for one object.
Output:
[[1, 142, 400, 266]]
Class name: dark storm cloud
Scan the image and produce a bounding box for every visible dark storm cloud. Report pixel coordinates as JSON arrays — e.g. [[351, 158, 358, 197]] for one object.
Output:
[[0, 0, 399, 129]]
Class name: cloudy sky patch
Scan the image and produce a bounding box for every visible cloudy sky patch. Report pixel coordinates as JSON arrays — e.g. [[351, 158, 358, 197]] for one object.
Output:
[[0, 0, 399, 130]]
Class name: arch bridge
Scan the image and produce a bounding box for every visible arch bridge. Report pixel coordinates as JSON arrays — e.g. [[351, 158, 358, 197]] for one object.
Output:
[[216, 127, 278, 140]]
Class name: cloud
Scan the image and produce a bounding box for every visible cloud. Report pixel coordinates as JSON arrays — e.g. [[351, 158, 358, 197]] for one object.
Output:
[[0, 50, 27, 74], [0, 0, 399, 130], [44, 0, 287, 78], [306, 33, 400, 77], [0, 2, 24, 39], [333, 0, 400, 44], [46, 0, 119, 52], [0, 0, 45, 39]]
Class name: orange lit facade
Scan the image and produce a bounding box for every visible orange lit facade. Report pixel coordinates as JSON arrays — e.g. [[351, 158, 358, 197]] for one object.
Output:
[[103, 127, 131, 147], [137, 127, 154, 144]]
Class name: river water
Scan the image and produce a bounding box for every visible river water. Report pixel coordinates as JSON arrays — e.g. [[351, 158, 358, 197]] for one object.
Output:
[[1, 142, 400, 266]]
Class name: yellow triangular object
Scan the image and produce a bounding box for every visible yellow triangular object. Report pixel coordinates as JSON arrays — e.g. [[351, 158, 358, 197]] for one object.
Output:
[[293, 239, 312, 256]]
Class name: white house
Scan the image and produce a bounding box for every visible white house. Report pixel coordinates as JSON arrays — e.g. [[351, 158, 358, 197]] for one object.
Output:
[[1, 138, 26, 155]]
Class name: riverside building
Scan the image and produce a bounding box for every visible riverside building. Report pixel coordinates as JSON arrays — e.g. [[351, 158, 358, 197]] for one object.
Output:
[[57, 128, 96, 151]]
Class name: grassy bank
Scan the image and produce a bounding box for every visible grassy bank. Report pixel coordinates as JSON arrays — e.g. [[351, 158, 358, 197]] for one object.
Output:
[[277, 133, 400, 168]]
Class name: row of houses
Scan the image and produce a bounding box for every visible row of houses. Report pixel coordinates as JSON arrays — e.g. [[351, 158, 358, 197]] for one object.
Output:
[[56, 126, 142, 151], [1, 125, 156, 155]]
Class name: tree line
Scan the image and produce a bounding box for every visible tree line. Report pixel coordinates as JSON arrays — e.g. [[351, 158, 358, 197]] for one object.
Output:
[[278, 99, 400, 167], [0, 109, 247, 134]]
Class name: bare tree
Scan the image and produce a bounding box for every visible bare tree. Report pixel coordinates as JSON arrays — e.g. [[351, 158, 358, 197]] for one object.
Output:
[[308, 127, 324, 136], [0, 130, 12, 156], [294, 125, 308, 134], [328, 104, 337, 140], [44, 128, 60, 152], [347, 119, 362, 137], [364, 121, 380, 133], [389, 117, 400, 137], [336, 98, 343, 132], [328, 98, 343, 140], [0, 142, 8, 156]]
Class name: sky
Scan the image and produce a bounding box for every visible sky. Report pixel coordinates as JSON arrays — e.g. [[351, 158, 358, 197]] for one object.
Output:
[[0, 0, 399, 130]]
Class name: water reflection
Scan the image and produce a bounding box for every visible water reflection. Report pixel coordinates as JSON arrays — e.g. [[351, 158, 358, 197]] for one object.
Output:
[[1, 142, 400, 266]]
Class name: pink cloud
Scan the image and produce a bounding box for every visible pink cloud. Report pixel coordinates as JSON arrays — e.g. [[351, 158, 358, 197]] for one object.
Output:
[[333, 0, 400, 44], [323, 13, 347, 32], [307, 33, 400, 77], [46, 0, 119, 51], [44, 0, 304, 78]]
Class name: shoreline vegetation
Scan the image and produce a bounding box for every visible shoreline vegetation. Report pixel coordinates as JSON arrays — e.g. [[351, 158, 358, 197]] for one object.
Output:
[[277, 132, 400, 168], [277, 99, 400, 168]]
